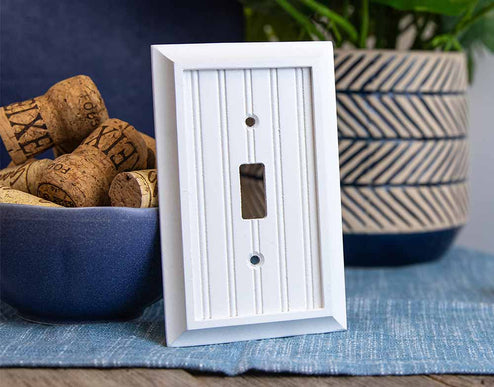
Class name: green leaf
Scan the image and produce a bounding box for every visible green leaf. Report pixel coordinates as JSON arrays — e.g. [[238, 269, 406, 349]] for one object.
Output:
[[371, 0, 478, 16], [460, 11, 494, 51], [298, 0, 359, 42], [467, 49, 475, 82], [359, 0, 370, 48], [441, 0, 494, 52], [274, 0, 327, 40]]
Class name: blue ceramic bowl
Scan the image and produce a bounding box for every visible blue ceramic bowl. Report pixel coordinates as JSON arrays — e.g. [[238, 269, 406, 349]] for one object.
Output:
[[0, 204, 162, 323]]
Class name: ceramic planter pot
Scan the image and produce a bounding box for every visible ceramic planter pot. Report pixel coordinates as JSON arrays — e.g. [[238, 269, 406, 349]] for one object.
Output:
[[334, 50, 469, 265]]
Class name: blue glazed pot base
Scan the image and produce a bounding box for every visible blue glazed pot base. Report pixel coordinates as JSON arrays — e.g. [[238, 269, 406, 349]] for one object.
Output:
[[343, 227, 461, 266]]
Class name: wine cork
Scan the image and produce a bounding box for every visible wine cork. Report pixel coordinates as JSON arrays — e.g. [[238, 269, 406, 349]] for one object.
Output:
[[52, 138, 82, 158], [109, 169, 158, 208], [37, 118, 147, 207], [140, 133, 157, 169], [0, 185, 61, 207], [0, 75, 109, 165], [0, 158, 52, 194], [53, 132, 153, 163]]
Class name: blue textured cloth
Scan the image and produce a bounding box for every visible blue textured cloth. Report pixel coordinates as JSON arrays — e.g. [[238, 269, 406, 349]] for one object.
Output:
[[1, 247, 493, 375]]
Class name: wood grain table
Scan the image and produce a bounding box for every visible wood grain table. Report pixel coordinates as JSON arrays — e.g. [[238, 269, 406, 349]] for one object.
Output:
[[1, 369, 493, 386]]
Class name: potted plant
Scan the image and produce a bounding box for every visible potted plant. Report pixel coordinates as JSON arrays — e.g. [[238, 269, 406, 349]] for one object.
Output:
[[241, 0, 494, 265]]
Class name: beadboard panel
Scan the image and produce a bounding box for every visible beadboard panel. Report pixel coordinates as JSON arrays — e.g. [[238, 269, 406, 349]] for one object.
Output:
[[182, 67, 322, 322]]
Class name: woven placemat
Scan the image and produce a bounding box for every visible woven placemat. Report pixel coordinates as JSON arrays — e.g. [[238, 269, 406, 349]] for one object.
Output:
[[1, 247, 493, 375]]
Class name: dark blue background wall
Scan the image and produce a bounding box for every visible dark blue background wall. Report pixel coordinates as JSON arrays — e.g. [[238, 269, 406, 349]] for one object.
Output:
[[0, 0, 243, 167]]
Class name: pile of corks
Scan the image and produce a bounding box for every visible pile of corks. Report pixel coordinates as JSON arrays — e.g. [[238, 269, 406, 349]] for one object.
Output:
[[0, 75, 158, 209]]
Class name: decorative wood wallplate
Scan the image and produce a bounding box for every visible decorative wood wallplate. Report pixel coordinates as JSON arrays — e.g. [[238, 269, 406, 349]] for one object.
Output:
[[151, 42, 346, 347]]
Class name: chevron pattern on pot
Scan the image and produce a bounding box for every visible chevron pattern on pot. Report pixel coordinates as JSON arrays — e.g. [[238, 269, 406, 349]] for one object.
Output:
[[334, 51, 468, 93], [335, 50, 469, 235], [337, 94, 468, 138], [339, 138, 469, 185], [341, 182, 469, 233]]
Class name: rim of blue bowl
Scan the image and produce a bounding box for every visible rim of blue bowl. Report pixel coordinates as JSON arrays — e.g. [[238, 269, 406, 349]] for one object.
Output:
[[0, 203, 159, 220], [0, 203, 158, 211]]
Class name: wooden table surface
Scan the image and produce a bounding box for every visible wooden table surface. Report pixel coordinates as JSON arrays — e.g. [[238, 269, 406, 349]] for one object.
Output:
[[1, 369, 493, 386]]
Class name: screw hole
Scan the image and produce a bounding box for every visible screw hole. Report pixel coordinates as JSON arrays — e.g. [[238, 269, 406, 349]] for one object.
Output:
[[249, 254, 263, 267], [250, 255, 261, 265], [245, 115, 257, 127]]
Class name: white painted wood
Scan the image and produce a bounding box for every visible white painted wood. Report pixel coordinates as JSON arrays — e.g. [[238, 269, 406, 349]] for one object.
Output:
[[251, 69, 282, 315], [152, 42, 346, 347]]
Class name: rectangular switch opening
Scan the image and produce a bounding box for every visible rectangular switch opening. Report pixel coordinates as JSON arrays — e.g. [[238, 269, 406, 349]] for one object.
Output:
[[239, 163, 267, 219]]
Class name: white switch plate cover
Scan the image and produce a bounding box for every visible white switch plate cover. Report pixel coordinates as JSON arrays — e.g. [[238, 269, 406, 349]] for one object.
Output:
[[151, 42, 346, 347]]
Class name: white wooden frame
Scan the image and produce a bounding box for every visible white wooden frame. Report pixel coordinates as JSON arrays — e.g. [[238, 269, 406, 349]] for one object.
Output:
[[152, 42, 346, 347]]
